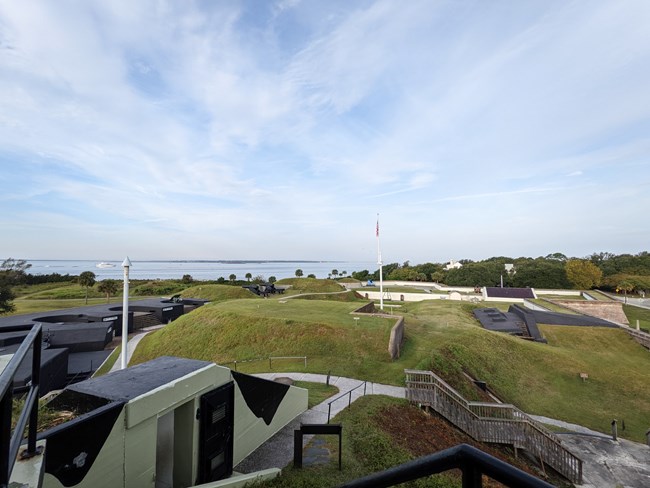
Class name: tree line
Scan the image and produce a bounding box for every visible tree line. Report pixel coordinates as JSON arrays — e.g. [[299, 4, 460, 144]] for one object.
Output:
[[350, 252, 650, 293]]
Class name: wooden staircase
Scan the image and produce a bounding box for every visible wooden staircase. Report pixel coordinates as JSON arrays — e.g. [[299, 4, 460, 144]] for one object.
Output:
[[405, 369, 583, 484]]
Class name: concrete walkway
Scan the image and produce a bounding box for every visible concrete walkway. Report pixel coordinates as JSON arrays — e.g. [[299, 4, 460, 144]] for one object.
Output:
[[530, 415, 650, 488], [109, 324, 166, 372], [234, 373, 404, 474]]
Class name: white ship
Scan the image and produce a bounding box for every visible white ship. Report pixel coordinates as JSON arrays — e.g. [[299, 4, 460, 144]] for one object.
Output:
[[95, 262, 116, 268]]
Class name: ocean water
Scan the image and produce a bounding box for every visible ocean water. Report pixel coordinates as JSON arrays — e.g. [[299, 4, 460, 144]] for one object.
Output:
[[26, 260, 377, 281]]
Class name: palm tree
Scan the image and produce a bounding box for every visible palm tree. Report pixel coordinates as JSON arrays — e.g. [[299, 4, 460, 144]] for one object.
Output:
[[245, 272, 252, 282], [78, 271, 96, 304], [97, 279, 119, 303], [229, 274, 237, 283], [331, 269, 339, 278], [295, 269, 303, 278]]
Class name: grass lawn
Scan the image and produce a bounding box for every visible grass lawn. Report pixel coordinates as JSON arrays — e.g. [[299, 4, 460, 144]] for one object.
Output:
[[584, 290, 614, 301], [261, 396, 461, 488], [623, 304, 650, 332], [293, 381, 339, 409], [529, 299, 581, 314], [10, 297, 124, 315]]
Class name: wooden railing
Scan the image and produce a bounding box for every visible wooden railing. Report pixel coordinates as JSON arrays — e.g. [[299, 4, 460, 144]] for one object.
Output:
[[627, 329, 650, 350], [404, 370, 582, 484]]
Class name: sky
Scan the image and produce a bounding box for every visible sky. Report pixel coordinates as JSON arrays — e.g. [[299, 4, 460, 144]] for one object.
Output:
[[1, 0, 649, 264]]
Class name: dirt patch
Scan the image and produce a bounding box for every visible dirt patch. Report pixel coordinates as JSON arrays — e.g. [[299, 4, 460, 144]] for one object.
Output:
[[374, 404, 564, 487]]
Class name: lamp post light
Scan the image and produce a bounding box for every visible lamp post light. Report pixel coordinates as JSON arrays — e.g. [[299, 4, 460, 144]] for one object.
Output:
[[121, 256, 132, 370]]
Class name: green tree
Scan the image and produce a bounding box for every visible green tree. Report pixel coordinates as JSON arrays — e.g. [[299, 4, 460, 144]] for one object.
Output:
[[268, 276, 277, 283], [307, 274, 316, 278], [0, 258, 32, 286], [331, 269, 339, 278], [511, 259, 569, 288], [181, 274, 194, 284], [295, 269, 303, 278], [97, 279, 119, 303], [78, 271, 96, 304], [341, 270, 347, 277], [229, 274, 237, 283], [565, 259, 603, 289], [245, 272, 252, 282], [0, 286, 15, 315]]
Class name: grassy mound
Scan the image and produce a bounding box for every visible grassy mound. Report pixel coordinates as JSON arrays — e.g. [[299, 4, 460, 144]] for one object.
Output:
[[276, 277, 343, 294], [180, 284, 258, 302], [131, 298, 650, 442], [131, 299, 399, 382], [293, 290, 362, 302], [20, 284, 104, 300]]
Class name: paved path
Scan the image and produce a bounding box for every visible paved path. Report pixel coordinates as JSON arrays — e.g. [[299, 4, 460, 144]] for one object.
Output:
[[529, 415, 650, 488], [108, 324, 165, 372], [234, 373, 404, 474]]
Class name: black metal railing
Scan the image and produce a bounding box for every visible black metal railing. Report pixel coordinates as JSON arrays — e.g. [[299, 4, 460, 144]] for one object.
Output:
[[0, 324, 43, 488], [339, 443, 555, 488], [327, 381, 367, 423]]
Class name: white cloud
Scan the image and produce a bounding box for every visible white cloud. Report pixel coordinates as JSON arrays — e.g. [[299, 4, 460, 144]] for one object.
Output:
[[0, 0, 649, 262]]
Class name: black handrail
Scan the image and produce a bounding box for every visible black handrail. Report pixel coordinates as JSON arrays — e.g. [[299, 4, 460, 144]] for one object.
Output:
[[339, 443, 555, 488], [0, 324, 42, 488], [327, 381, 367, 423]]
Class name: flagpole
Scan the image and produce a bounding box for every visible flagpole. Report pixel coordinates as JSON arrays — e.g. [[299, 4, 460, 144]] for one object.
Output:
[[377, 215, 384, 311]]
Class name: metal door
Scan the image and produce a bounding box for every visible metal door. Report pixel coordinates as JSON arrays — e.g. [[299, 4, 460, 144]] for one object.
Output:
[[197, 381, 234, 483]]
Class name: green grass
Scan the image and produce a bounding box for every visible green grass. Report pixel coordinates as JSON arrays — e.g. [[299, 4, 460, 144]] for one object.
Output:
[[276, 278, 343, 295], [529, 299, 581, 314], [292, 291, 362, 302], [293, 381, 339, 409], [133, 297, 650, 442], [93, 347, 121, 377], [180, 284, 259, 302], [18, 284, 105, 300], [131, 299, 403, 384], [10, 297, 124, 315], [584, 290, 614, 301], [623, 304, 650, 332], [261, 396, 459, 488]]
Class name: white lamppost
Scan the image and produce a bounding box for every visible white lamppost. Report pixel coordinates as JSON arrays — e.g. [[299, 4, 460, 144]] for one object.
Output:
[[121, 256, 132, 370]]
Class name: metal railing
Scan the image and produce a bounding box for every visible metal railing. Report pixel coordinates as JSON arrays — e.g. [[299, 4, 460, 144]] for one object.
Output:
[[339, 443, 555, 488], [224, 356, 308, 371], [0, 324, 43, 488], [327, 381, 367, 423], [405, 369, 582, 484]]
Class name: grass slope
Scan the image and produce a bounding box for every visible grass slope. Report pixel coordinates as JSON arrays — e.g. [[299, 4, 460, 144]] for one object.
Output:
[[276, 278, 343, 295], [623, 304, 650, 331], [180, 284, 258, 302]]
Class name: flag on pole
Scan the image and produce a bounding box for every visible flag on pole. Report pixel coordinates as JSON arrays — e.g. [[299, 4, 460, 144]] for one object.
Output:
[[376, 219, 379, 237]]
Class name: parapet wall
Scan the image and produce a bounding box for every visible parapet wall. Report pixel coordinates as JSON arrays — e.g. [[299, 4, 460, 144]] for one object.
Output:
[[388, 317, 405, 360], [552, 300, 629, 325]]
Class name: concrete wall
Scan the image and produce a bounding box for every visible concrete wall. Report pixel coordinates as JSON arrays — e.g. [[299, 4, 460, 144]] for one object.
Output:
[[387, 317, 404, 360], [552, 300, 629, 325], [352, 302, 376, 314], [233, 382, 307, 465], [360, 291, 453, 302], [536, 289, 582, 296]]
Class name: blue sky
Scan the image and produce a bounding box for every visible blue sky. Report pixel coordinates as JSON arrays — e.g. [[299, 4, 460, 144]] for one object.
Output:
[[1, 0, 649, 263]]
